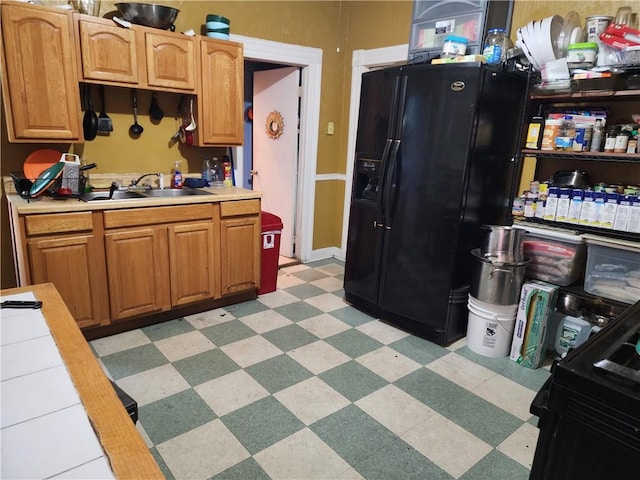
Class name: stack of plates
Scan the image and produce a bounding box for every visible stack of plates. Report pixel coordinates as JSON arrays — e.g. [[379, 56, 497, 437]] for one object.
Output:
[[515, 14, 565, 71]]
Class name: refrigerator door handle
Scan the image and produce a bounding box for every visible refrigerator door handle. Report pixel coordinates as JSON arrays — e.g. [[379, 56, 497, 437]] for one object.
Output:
[[376, 138, 393, 228], [383, 139, 401, 228]]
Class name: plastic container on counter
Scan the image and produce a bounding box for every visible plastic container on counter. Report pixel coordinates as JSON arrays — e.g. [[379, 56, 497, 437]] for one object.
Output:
[[522, 224, 586, 286], [440, 35, 468, 58], [586, 15, 613, 42], [567, 42, 598, 67]]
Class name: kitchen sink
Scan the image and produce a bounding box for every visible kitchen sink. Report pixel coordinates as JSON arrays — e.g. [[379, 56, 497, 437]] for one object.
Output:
[[141, 188, 214, 197], [81, 191, 147, 201]]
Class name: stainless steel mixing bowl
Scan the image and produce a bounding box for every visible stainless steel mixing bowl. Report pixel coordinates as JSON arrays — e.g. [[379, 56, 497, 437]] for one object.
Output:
[[115, 3, 179, 30]]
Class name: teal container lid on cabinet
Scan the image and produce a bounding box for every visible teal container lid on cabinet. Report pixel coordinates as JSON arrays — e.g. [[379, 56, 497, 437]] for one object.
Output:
[[206, 14, 229, 24], [444, 35, 468, 45]]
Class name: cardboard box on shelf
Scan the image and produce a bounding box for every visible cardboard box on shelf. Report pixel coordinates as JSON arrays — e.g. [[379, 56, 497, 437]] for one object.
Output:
[[510, 281, 559, 369]]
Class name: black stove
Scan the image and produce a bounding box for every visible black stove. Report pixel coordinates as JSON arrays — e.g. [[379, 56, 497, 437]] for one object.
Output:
[[530, 300, 640, 480], [593, 327, 640, 386]]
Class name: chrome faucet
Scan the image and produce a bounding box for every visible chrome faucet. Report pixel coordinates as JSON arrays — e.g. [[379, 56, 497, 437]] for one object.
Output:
[[130, 173, 160, 187]]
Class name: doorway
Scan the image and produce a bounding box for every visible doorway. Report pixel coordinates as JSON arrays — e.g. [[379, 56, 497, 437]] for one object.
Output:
[[229, 34, 322, 265], [242, 63, 301, 263]]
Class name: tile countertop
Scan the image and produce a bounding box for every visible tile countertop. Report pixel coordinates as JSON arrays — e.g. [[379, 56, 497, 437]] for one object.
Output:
[[0, 283, 164, 479]]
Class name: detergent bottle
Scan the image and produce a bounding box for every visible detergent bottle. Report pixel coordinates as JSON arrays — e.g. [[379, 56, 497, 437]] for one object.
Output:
[[171, 161, 183, 189]]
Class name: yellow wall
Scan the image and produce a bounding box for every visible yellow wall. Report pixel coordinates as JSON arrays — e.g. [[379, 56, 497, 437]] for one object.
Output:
[[1, 0, 631, 287]]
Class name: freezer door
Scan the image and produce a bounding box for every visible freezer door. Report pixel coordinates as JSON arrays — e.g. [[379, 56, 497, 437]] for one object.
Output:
[[354, 67, 402, 159], [377, 64, 483, 327], [344, 67, 402, 302]]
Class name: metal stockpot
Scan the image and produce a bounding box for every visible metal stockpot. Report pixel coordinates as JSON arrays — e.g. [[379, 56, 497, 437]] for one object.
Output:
[[480, 225, 527, 263], [470, 249, 530, 305]]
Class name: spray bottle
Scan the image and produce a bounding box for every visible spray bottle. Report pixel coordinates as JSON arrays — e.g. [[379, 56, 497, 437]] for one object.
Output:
[[171, 161, 183, 189]]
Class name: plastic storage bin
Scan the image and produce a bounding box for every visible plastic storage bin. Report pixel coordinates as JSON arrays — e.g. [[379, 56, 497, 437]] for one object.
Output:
[[583, 234, 640, 305], [522, 224, 586, 286], [259, 211, 283, 295]]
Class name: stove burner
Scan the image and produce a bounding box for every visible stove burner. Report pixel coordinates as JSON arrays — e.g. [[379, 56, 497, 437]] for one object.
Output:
[[593, 330, 640, 386]]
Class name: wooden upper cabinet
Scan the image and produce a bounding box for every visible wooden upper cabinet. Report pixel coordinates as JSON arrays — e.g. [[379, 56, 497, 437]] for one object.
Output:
[[146, 32, 196, 91], [78, 19, 140, 84], [197, 37, 244, 146], [76, 15, 195, 92], [1, 2, 82, 142]]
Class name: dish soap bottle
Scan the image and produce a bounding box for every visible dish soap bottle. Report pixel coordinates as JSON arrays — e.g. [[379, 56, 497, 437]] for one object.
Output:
[[171, 161, 183, 189]]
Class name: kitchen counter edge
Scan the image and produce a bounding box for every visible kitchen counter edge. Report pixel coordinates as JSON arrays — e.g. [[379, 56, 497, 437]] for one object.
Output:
[[5, 187, 262, 214]]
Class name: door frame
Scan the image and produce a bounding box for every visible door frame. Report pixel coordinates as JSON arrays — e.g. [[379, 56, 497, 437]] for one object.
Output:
[[230, 34, 322, 263], [339, 44, 408, 261]]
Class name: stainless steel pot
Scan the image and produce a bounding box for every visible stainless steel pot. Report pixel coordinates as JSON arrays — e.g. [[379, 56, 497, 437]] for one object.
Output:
[[470, 249, 530, 305], [552, 170, 590, 188], [480, 225, 527, 263]]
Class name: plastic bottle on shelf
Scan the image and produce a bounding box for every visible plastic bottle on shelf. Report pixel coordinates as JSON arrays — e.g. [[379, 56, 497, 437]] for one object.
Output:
[[614, 127, 631, 153], [604, 125, 619, 153], [555, 115, 576, 151], [482, 28, 513, 64], [590, 118, 604, 152], [525, 106, 545, 149]]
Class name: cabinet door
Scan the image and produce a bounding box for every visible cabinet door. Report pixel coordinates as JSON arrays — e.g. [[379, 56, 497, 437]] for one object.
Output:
[[105, 227, 170, 321], [1, 3, 81, 142], [220, 216, 260, 295], [145, 32, 196, 91], [198, 38, 244, 145], [168, 222, 219, 305], [78, 20, 141, 84], [28, 235, 108, 329]]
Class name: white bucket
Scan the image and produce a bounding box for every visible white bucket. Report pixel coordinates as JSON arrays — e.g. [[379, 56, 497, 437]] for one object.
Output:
[[466, 297, 516, 358], [468, 295, 517, 316]]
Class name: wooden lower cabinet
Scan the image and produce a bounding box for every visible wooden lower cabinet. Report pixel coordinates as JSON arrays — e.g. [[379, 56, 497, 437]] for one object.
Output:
[[219, 200, 261, 296], [168, 222, 219, 306], [103, 205, 220, 321], [105, 226, 170, 321], [25, 213, 109, 328], [16, 200, 260, 330], [28, 234, 108, 329]]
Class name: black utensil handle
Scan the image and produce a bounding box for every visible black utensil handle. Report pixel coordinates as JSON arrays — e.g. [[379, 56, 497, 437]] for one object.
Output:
[[79, 163, 98, 171], [132, 89, 139, 119], [100, 85, 106, 113], [87, 84, 93, 110], [1, 300, 43, 309]]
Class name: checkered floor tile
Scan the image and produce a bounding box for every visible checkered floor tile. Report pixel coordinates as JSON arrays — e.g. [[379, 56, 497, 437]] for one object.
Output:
[[91, 259, 548, 480]]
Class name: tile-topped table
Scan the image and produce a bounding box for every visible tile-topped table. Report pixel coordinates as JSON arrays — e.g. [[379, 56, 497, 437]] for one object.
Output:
[[1, 283, 162, 479]]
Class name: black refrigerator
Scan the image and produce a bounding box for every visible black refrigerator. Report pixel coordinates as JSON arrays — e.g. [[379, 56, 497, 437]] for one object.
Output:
[[344, 62, 527, 346]]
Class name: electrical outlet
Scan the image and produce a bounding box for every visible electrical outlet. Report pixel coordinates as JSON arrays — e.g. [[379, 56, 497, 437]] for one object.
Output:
[[327, 122, 334, 135]]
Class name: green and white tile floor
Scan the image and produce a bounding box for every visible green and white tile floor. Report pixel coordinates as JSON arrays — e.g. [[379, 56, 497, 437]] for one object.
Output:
[[91, 259, 550, 480]]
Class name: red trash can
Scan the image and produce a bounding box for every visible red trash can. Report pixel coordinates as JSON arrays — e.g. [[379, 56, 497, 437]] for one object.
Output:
[[259, 211, 283, 294]]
